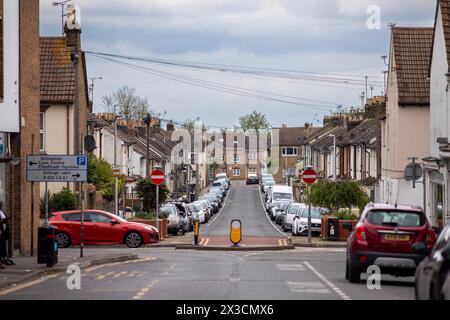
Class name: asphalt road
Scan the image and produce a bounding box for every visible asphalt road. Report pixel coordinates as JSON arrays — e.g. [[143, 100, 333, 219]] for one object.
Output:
[[202, 181, 285, 238], [0, 181, 415, 300]]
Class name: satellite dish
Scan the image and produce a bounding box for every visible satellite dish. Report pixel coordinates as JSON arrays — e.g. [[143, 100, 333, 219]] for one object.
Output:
[[84, 135, 96, 153]]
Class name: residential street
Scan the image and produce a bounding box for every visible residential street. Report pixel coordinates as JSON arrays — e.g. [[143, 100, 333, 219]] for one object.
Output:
[[0, 182, 415, 300]]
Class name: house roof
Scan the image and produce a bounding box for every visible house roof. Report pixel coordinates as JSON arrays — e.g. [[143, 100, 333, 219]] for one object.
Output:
[[433, 0, 450, 69], [312, 126, 347, 152], [40, 37, 75, 103], [391, 27, 433, 106], [338, 119, 378, 146], [87, 112, 109, 128], [275, 126, 321, 146]]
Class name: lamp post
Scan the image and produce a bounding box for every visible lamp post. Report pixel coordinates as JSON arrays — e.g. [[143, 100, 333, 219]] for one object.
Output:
[[329, 134, 336, 180], [143, 113, 152, 177], [88, 76, 102, 108]]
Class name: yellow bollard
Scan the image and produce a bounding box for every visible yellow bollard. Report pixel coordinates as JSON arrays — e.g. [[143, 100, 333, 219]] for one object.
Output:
[[230, 219, 242, 247], [194, 220, 200, 245]]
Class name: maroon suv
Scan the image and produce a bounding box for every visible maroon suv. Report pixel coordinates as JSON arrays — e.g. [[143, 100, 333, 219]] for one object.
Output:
[[344, 203, 436, 283]]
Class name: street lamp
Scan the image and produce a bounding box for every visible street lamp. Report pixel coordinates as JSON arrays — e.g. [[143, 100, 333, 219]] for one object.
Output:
[[329, 134, 337, 180], [88, 76, 102, 108], [143, 113, 152, 177]]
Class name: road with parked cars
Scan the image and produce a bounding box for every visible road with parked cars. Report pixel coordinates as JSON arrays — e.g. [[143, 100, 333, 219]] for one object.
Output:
[[4, 175, 441, 300]]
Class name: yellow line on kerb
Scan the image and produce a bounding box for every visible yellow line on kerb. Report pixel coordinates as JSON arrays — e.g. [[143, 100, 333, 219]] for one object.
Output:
[[203, 238, 210, 246]]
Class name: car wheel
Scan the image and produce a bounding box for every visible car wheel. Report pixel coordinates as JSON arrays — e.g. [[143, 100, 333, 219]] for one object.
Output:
[[348, 260, 361, 283], [125, 231, 143, 248], [56, 232, 71, 248]]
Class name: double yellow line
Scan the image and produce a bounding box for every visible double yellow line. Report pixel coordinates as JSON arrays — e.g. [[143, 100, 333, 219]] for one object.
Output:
[[278, 239, 288, 246], [199, 238, 210, 246]]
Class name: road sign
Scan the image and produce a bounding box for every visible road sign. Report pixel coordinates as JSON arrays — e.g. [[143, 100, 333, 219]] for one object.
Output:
[[150, 169, 165, 185], [26, 155, 88, 182], [302, 169, 317, 184], [404, 163, 423, 181], [112, 167, 121, 177]]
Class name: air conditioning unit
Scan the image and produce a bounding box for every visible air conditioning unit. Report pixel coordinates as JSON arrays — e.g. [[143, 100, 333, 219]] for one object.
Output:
[[66, 4, 81, 30]]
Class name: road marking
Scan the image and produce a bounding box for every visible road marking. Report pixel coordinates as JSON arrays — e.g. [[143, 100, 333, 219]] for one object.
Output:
[[203, 238, 210, 246], [258, 186, 290, 238], [84, 257, 156, 273], [0, 274, 59, 297], [303, 261, 351, 300], [286, 281, 331, 294], [113, 271, 128, 278], [132, 279, 160, 300], [277, 263, 305, 271], [199, 238, 206, 245], [96, 271, 115, 280]]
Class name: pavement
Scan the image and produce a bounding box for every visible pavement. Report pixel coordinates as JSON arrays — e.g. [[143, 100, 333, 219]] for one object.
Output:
[[0, 248, 138, 291], [0, 180, 414, 300]]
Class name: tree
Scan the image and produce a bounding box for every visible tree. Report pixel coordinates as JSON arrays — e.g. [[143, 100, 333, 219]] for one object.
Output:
[[309, 180, 369, 214], [238, 110, 270, 132], [135, 179, 170, 212], [87, 153, 119, 201], [102, 86, 151, 121]]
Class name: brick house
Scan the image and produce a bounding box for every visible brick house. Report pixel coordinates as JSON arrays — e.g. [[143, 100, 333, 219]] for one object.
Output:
[[39, 22, 90, 195], [0, 0, 41, 256]]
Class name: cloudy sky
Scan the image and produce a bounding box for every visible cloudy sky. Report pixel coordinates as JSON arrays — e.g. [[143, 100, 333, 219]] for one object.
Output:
[[40, 0, 434, 129]]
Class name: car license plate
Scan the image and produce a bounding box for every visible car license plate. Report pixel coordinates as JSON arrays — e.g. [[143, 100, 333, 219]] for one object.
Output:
[[385, 234, 410, 241]]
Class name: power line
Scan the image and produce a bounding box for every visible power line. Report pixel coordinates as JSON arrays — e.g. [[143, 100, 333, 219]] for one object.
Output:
[[88, 53, 348, 112], [84, 50, 383, 86]]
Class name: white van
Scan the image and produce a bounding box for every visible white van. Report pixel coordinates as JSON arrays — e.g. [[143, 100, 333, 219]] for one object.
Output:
[[266, 185, 293, 212]]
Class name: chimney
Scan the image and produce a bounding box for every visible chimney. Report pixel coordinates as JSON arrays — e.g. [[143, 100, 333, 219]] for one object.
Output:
[[166, 120, 175, 132], [64, 5, 82, 48]]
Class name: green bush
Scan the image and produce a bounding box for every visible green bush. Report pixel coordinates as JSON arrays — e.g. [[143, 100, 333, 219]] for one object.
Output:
[[135, 178, 169, 212], [334, 209, 358, 221], [40, 188, 76, 216], [88, 153, 123, 201]]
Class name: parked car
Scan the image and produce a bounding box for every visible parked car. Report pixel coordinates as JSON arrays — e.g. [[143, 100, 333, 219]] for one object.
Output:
[[275, 202, 292, 225], [50, 210, 159, 248], [442, 272, 450, 300], [266, 185, 293, 213], [263, 180, 275, 194], [270, 200, 291, 221], [193, 200, 210, 222], [167, 201, 193, 232], [198, 196, 219, 215], [186, 203, 206, 223], [161, 204, 189, 235], [260, 175, 274, 192], [292, 207, 325, 236], [415, 223, 450, 300], [246, 173, 259, 185], [281, 202, 305, 231], [344, 203, 437, 283]]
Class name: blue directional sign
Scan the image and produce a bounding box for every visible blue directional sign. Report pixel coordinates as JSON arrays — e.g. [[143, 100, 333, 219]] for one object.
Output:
[[26, 155, 88, 182]]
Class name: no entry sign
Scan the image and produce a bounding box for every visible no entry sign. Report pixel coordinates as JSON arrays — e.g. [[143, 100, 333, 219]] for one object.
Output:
[[302, 169, 317, 184], [150, 169, 165, 185]]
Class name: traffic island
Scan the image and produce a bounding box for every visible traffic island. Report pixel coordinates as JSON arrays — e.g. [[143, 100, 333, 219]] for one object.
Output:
[[0, 248, 138, 291]]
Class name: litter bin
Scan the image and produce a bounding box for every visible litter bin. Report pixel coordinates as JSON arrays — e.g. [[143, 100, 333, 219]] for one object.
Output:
[[326, 217, 340, 241], [37, 225, 58, 267]]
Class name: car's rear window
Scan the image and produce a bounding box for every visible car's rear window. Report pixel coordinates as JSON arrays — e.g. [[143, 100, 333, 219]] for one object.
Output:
[[367, 210, 425, 227]]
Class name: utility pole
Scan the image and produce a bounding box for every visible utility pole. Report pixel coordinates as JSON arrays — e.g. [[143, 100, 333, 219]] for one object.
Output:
[[88, 76, 102, 108], [143, 113, 152, 177], [114, 111, 118, 215], [329, 134, 337, 180]]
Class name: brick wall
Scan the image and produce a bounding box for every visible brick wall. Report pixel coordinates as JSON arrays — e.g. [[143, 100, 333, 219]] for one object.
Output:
[[3, 0, 41, 256]]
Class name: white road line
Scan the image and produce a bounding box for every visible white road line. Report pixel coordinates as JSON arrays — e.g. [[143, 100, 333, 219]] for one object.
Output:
[[258, 186, 289, 238], [204, 187, 231, 227], [303, 261, 351, 300], [286, 281, 331, 294], [276, 263, 305, 271]]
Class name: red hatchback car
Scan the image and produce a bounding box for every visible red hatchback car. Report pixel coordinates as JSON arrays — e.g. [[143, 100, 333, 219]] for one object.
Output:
[[50, 210, 159, 248], [344, 203, 436, 283]]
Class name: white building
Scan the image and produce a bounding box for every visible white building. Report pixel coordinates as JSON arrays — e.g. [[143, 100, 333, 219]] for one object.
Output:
[[423, 0, 450, 227]]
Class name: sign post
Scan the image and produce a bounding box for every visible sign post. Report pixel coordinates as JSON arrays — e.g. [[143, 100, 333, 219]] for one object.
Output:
[[150, 169, 165, 234], [302, 169, 317, 244]]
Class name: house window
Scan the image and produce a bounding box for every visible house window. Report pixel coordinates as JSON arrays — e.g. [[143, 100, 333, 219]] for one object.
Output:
[[282, 147, 298, 156], [233, 168, 241, 176], [249, 167, 256, 173], [40, 112, 45, 152], [233, 136, 238, 145], [190, 152, 195, 165], [248, 152, 257, 160], [222, 155, 225, 163], [234, 155, 240, 163]]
